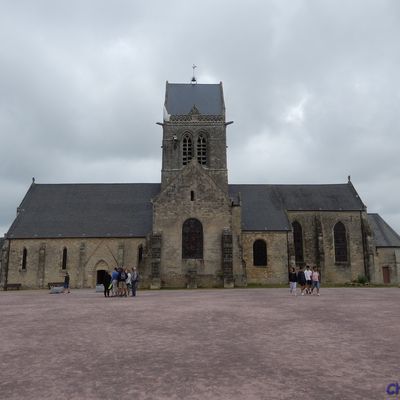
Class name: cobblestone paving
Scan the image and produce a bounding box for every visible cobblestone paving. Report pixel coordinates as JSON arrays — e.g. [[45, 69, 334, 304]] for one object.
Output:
[[0, 288, 399, 399]]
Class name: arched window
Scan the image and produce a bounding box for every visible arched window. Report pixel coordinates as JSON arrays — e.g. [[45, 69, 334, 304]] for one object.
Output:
[[62, 247, 68, 270], [197, 134, 207, 165], [138, 245, 143, 264], [182, 134, 193, 165], [22, 248, 27, 270], [253, 240, 267, 266], [182, 218, 203, 259], [334, 222, 348, 262], [292, 221, 304, 264]]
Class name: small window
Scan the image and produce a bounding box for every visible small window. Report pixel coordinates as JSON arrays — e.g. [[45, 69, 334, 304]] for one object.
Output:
[[197, 134, 207, 165], [334, 222, 348, 262], [190, 191, 195, 201], [62, 248, 68, 270], [182, 134, 193, 165], [22, 248, 27, 270], [253, 240, 267, 266]]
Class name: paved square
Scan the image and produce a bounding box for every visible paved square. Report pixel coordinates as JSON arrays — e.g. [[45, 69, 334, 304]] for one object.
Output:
[[1, 288, 399, 399]]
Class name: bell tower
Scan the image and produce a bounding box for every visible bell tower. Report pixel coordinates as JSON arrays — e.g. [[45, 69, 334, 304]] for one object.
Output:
[[159, 81, 230, 192]]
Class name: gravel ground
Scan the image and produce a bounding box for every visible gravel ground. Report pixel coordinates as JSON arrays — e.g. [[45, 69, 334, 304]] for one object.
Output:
[[0, 287, 399, 400]]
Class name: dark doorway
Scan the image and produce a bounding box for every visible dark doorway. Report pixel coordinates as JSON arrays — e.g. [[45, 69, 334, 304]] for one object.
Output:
[[96, 270, 107, 285], [382, 267, 390, 284]]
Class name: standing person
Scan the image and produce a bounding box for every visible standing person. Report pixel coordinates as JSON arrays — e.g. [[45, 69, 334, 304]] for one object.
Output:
[[131, 266, 139, 297], [111, 268, 119, 297], [311, 266, 320, 296], [119, 267, 128, 297], [63, 272, 70, 294], [304, 265, 312, 294], [297, 266, 307, 296], [126, 269, 132, 296], [288, 267, 297, 296], [103, 271, 111, 298]]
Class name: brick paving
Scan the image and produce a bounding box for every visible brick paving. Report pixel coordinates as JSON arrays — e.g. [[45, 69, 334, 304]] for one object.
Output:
[[0, 288, 399, 400]]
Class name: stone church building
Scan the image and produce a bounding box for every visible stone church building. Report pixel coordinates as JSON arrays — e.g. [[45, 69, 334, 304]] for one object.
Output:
[[1, 81, 400, 289]]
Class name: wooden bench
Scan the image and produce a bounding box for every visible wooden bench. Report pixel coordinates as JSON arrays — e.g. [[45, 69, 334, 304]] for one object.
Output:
[[5, 283, 22, 291], [48, 282, 64, 290]]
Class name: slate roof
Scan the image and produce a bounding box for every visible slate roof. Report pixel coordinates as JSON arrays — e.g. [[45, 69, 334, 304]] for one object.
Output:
[[368, 213, 400, 247], [7, 183, 160, 239], [165, 83, 224, 116], [229, 183, 365, 231], [6, 182, 369, 239]]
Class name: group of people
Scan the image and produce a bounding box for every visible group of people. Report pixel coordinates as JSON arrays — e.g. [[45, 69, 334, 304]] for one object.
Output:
[[103, 267, 139, 298], [289, 265, 320, 296]]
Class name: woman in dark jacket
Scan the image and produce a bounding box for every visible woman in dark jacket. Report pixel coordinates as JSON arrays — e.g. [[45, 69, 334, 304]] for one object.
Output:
[[297, 266, 307, 296]]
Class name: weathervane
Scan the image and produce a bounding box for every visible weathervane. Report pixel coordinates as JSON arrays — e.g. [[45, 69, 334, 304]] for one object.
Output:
[[191, 64, 197, 84]]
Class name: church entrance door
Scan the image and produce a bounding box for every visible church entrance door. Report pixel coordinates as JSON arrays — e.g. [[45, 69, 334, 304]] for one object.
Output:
[[96, 270, 107, 285]]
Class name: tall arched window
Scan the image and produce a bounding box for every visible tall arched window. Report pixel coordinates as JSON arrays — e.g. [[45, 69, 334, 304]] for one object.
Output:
[[182, 218, 203, 259], [138, 245, 143, 264], [334, 222, 348, 262], [62, 247, 68, 270], [253, 239, 267, 266], [197, 134, 207, 165], [22, 248, 27, 270], [182, 134, 193, 165], [292, 221, 304, 264]]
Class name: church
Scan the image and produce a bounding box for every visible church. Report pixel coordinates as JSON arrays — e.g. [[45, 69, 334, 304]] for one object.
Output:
[[1, 80, 400, 289]]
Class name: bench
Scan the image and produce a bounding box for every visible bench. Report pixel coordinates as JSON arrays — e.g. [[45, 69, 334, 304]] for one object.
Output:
[[4, 283, 22, 291], [47, 282, 64, 290]]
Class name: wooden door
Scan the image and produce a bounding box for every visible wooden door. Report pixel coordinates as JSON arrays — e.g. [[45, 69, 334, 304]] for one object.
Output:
[[382, 266, 390, 284]]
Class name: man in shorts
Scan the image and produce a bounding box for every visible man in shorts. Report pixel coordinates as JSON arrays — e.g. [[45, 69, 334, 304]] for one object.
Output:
[[304, 265, 312, 294], [118, 267, 128, 297]]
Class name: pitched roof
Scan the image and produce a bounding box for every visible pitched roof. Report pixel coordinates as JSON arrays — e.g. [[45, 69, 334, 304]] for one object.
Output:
[[165, 82, 224, 116], [7, 182, 367, 238], [7, 183, 160, 239], [368, 213, 400, 247], [229, 183, 365, 231]]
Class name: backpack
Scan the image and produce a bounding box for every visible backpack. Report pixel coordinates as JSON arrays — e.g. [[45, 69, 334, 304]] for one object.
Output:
[[120, 271, 126, 281]]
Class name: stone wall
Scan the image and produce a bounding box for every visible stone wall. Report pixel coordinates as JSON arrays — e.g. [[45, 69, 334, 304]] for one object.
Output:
[[161, 120, 228, 191], [373, 247, 399, 285], [153, 160, 243, 288], [242, 231, 289, 284], [6, 237, 146, 289], [287, 211, 367, 283]]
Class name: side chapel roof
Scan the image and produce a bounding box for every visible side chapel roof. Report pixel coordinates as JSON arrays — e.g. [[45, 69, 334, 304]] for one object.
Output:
[[229, 183, 365, 231], [7, 183, 160, 239], [367, 213, 400, 247]]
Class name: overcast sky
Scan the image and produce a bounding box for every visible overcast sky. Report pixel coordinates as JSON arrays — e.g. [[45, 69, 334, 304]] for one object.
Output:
[[1, 0, 399, 236]]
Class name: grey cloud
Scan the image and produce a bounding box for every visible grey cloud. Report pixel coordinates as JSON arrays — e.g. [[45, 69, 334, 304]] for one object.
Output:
[[0, 0, 399, 233]]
